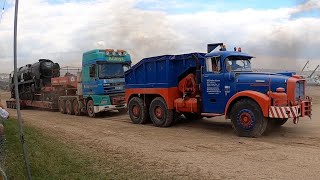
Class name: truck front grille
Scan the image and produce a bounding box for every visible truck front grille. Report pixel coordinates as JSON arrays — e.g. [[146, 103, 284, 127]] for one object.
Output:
[[295, 81, 305, 100], [103, 83, 125, 94]]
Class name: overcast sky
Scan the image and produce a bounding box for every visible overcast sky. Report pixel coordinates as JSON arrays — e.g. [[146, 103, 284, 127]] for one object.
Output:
[[0, 0, 319, 73]]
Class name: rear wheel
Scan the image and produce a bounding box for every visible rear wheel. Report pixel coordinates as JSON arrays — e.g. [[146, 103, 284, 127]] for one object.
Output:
[[73, 99, 82, 116], [66, 99, 74, 115], [59, 100, 66, 114], [87, 100, 95, 118], [230, 99, 268, 137], [149, 97, 174, 127], [128, 97, 148, 124]]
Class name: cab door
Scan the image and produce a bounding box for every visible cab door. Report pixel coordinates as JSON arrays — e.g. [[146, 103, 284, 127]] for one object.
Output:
[[201, 56, 229, 114], [82, 64, 98, 95]]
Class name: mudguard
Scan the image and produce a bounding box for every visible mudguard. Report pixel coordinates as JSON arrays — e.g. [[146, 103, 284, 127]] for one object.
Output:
[[225, 90, 270, 118]]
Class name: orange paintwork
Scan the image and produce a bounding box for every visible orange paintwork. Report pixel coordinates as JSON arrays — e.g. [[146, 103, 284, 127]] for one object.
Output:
[[268, 91, 287, 106], [51, 75, 77, 88], [225, 90, 271, 117], [174, 98, 198, 113], [287, 77, 305, 105], [125, 87, 182, 109], [178, 74, 197, 96]]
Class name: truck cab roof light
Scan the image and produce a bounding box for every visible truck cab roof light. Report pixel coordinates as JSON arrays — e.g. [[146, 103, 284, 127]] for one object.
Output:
[[105, 49, 114, 56], [117, 49, 127, 56]]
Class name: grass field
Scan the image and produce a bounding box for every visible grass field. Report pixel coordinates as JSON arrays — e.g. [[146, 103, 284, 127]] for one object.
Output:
[[4, 119, 110, 179]]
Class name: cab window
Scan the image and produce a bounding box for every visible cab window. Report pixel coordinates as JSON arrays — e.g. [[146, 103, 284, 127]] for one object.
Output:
[[206, 56, 221, 73]]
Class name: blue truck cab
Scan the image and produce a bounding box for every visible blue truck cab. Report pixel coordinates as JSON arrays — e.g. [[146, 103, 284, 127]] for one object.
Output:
[[125, 43, 312, 137], [82, 49, 131, 117]]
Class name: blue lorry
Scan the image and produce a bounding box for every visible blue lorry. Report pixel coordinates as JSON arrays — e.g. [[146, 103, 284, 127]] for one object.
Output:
[[125, 43, 312, 137]]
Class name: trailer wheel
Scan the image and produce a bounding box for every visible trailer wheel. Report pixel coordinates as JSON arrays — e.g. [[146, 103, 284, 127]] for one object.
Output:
[[149, 97, 174, 127], [128, 97, 148, 124], [87, 100, 96, 118], [59, 100, 66, 114], [66, 99, 74, 115], [73, 99, 82, 116], [230, 99, 268, 137]]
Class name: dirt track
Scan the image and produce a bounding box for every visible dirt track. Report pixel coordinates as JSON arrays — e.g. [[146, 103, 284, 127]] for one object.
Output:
[[2, 86, 320, 179]]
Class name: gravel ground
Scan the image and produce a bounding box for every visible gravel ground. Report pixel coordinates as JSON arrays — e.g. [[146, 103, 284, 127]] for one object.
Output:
[[2, 86, 320, 179]]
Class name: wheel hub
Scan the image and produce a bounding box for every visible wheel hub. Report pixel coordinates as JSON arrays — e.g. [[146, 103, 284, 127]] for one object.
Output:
[[154, 106, 163, 119], [237, 109, 255, 130], [132, 105, 140, 117]]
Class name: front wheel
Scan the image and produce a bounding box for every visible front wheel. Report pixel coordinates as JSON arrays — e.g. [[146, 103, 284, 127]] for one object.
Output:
[[149, 97, 175, 127], [230, 99, 268, 137], [86, 100, 96, 118]]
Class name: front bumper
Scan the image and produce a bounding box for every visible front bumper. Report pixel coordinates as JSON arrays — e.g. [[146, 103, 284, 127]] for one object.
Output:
[[94, 104, 127, 113], [268, 97, 312, 123]]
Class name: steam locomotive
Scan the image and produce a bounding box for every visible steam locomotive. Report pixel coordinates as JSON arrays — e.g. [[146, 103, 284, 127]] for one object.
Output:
[[9, 59, 60, 100]]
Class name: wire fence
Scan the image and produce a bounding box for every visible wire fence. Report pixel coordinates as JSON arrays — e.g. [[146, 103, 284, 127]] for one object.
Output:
[[0, 118, 7, 180]]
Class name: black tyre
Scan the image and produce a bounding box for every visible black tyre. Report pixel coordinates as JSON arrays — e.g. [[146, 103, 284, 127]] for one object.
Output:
[[230, 99, 268, 137], [149, 97, 175, 127], [87, 100, 96, 118], [73, 99, 82, 116], [59, 100, 66, 114], [268, 118, 288, 127], [128, 97, 149, 124], [66, 99, 74, 115], [183, 113, 203, 121]]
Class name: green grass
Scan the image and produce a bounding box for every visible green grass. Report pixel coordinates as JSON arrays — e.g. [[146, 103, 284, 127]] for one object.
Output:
[[4, 119, 110, 180], [3, 119, 168, 180]]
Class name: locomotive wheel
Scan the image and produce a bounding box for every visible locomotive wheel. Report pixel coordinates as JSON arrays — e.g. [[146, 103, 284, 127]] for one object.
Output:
[[128, 97, 149, 124], [87, 100, 96, 118], [230, 99, 268, 137], [149, 97, 174, 127], [66, 100, 74, 115], [73, 99, 82, 116], [59, 100, 66, 114]]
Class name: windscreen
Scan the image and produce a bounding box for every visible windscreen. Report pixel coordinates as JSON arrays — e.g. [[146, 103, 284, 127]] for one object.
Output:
[[98, 63, 130, 79], [225, 57, 252, 72]]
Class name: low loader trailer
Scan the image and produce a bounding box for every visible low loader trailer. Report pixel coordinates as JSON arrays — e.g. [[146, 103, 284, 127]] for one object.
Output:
[[125, 43, 312, 137], [7, 49, 131, 118]]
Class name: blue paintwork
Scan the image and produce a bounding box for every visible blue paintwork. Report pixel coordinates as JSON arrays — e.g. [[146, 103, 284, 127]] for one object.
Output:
[[82, 49, 131, 106], [125, 53, 206, 88], [125, 50, 294, 114]]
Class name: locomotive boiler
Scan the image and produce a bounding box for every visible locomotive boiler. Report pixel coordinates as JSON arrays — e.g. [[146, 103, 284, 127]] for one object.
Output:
[[9, 59, 60, 100]]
